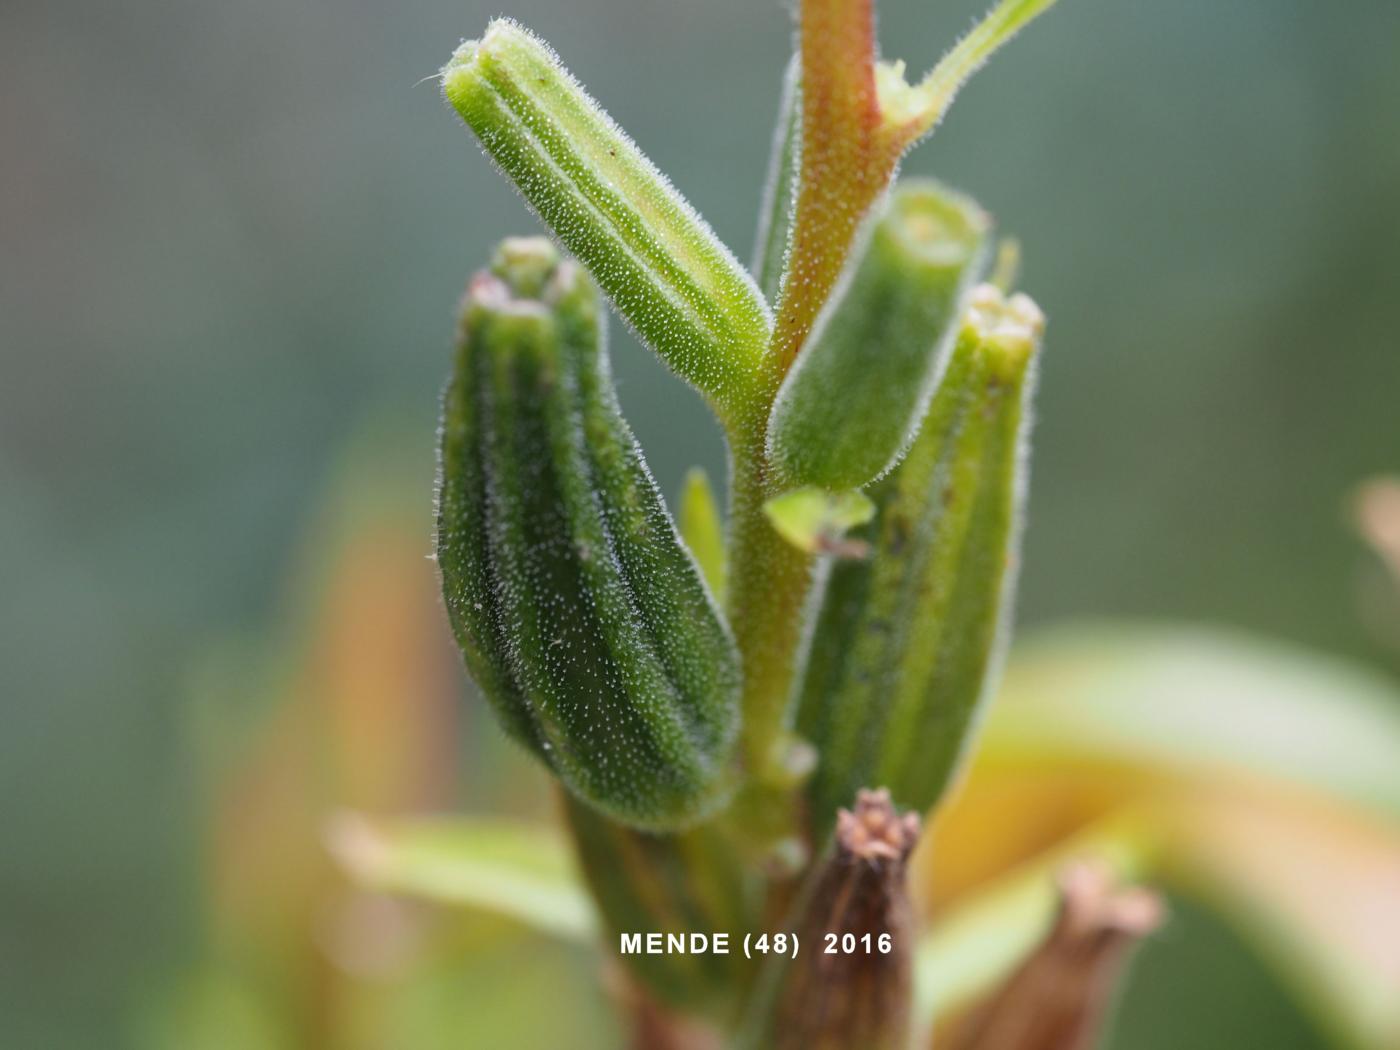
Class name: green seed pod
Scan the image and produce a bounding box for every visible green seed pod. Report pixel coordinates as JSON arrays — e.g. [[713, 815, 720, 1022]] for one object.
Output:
[[795, 284, 1043, 830], [766, 180, 990, 490], [442, 20, 772, 419], [561, 791, 756, 1014], [752, 54, 801, 305], [437, 237, 740, 830]]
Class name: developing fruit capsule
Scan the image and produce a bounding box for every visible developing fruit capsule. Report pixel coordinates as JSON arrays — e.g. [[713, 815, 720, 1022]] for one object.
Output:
[[796, 283, 1044, 829], [437, 237, 740, 829]]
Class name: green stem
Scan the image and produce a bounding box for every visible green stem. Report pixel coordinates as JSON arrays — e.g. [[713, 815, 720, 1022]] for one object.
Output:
[[726, 417, 814, 786], [723, 44, 828, 859]]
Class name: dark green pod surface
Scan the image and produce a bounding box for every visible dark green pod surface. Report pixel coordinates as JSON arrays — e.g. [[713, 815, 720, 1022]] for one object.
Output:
[[562, 792, 755, 1013], [766, 180, 990, 490], [437, 238, 740, 829], [795, 285, 1043, 830]]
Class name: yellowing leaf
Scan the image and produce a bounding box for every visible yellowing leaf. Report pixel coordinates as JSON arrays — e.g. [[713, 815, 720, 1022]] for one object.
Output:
[[925, 624, 1400, 1050], [984, 624, 1400, 819], [1159, 786, 1400, 1050], [329, 813, 596, 943]]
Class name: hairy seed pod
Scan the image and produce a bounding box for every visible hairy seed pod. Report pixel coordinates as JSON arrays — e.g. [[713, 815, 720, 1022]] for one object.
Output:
[[442, 20, 773, 419], [752, 54, 801, 305], [437, 237, 741, 829], [766, 179, 990, 490], [796, 285, 1043, 830]]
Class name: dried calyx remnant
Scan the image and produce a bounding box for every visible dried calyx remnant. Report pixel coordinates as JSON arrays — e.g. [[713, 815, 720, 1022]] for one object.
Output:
[[765, 789, 920, 1050], [946, 861, 1164, 1050]]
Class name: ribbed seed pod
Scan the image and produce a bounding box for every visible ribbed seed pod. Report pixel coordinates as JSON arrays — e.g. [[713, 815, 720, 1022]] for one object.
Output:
[[766, 180, 990, 490], [442, 20, 772, 418], [796, 284, 1043, 830], [561, 791, 755, 1015], [437, 237, 740, 829], [752, 54, 801, 305]]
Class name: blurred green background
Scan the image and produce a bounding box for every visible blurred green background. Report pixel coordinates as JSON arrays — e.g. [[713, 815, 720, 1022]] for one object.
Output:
[[2, 0, 1397, 1046]]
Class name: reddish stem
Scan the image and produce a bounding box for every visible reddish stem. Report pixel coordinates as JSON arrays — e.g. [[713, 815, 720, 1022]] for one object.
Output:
[[773, 0, 897, 376]]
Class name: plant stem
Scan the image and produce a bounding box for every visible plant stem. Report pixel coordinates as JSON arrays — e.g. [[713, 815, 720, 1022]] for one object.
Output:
[[725, 0, 1064, 853], [773, 0, 890, 377], [726, 414, 814, 787]]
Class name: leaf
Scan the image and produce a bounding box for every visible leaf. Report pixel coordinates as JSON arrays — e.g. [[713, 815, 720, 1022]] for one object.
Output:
[[934, 624, 1400, 1049], [1159, 787, 1400, 1050], [984, 624, 1400, 819], [878, 0, 1061, 150], [762, 486, 875, 557], [328, 812, 595, 943], [678, 466, 728, 607]]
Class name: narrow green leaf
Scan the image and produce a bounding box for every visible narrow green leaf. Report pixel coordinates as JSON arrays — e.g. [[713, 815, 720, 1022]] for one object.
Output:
[[796, 285, 1044, 830], [878, 0, 1062, 149], [442, 21, 772, 417], [328, 812, 595, 942], [767, 180, 990, 489], [679, 466, 728, 607], [762, 486, 876, 557], [437, 238, 740, 829]]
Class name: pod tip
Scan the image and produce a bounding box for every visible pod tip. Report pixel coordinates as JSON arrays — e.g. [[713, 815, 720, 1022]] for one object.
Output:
[[491, 236, 560, 299], [965, 282, 1045, 372], [889, 181, 990, 268]]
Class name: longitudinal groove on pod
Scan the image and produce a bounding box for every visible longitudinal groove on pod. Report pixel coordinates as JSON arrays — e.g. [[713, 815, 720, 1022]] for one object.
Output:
[[436, 238, 740, 829]]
